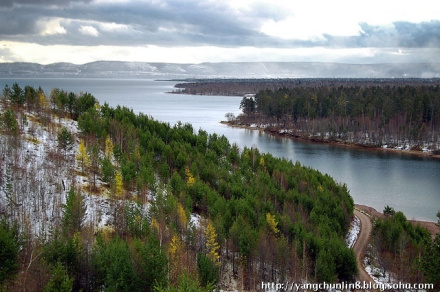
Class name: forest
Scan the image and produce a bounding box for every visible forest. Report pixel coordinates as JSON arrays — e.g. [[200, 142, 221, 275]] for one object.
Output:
[[233, 82, 440, 150], [0, 83, 358, 291], [173, 78, 440, 97], [1, 82, 439, 291], [367, 207, 440, 289]]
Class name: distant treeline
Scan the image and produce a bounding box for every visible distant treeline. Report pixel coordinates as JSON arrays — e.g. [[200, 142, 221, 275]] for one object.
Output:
[[173, 78, 440, 96], [229, 81, 440, 148]]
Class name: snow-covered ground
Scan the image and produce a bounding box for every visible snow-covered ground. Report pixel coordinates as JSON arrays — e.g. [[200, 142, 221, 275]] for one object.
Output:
[[0, 111, 119, 236], [345, 215, 361, 249]]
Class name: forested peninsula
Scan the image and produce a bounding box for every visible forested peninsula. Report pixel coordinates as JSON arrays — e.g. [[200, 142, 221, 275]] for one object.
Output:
[[175, 78, 440, 155], [1, 83, 357, 291], [1, 83, 440, 291]]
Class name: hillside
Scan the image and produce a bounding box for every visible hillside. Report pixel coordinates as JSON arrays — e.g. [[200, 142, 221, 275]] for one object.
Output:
[[2, 82, 439, 291], [1, 61, 440, 79], [1, 83, 357, 291]]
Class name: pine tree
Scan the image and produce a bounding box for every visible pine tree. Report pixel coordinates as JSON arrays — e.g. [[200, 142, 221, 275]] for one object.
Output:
[[101, 157, 115, 183], [62, 188, 86, 237], [197, 253, 219, 287], [57, 127, 74, 155], [44, 262, 73, 292], [0, 220, 20, 285]]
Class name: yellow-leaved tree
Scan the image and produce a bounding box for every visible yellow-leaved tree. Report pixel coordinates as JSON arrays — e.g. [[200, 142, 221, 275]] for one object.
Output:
[[39, 91, 49, 111], [266, 213, 279, 235], [115, 171, 124, 197], [259, 156, 266, 171], [176, 203, 188, 232], [150, 217, 159, 231], [104, 135, 114, 159], [76, 139, 90, 175], [169, 234, 183, 282], [185, 166, 195, 187], [205, 221, 220, 266]]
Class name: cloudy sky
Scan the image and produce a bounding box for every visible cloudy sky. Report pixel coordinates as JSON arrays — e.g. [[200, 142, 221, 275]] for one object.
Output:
[[1, 0, 439, 64]]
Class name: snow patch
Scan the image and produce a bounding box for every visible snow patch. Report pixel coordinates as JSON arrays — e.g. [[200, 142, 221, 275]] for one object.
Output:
[[345, 215, 360, 248]]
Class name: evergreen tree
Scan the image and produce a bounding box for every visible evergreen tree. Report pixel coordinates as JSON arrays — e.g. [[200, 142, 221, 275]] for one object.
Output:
[[197, 253, 219, 287], [44, 262, 73, 292], [92, 236, 138, 292], [10, 82, 25, 105], [1, 109, 19, 136], [0, 220, 20, 285], [62, 188, 86, 237], [57, 127, 74, 154], [133, 235, 168, 291], [101, 157, 115, 183]]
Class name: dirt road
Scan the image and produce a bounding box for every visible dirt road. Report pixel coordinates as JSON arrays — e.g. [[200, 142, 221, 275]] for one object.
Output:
[[353, 209, 376, 287]]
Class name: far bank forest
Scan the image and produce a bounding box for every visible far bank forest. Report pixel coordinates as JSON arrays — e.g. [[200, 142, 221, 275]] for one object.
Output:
[[177, 78, 440, 151]]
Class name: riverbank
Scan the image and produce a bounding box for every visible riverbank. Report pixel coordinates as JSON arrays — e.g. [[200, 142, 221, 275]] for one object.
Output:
[[221, 121, 440, 160], [355, 204, 440, 238]]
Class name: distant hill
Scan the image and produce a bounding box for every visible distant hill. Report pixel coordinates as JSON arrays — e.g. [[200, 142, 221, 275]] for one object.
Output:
[[0, 61, 439, 79]]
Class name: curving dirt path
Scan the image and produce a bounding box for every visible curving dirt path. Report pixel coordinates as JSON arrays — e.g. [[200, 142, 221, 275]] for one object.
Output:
[[353, 209, 376, 288]]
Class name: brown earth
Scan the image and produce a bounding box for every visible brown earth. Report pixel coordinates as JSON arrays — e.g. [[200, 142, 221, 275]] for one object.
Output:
[[353, 209, 376, 291]]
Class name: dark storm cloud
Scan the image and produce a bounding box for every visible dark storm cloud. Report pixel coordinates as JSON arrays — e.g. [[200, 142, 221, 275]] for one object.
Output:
[[0, 0, 91, 8], [0, 0, 439, 50], [0, 0, 268, 46], [61, 0, 265, 46], [0, 7, 40, 35]]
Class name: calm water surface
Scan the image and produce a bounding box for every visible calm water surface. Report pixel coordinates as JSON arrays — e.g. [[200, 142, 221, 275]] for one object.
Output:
[[2, 78, 439, 221]]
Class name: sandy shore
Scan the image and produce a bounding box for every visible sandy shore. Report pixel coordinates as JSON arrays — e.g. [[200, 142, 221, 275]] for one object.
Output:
[[356, 204, 440, 238], [221, 121, 440, 160]]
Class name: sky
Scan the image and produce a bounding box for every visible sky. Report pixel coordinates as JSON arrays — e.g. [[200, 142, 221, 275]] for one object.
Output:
[[0, 0, 439, 64]]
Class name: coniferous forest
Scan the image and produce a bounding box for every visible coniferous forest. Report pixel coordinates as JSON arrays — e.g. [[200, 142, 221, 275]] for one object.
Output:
[[175, 78, 440, 150], [1, 83, 439, 291], [235, 83, 440, 150], [0, 83, 356, 291]]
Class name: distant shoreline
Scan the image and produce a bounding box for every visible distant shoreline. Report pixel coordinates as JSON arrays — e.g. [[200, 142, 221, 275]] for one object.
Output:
[[221, 121, 440, 160]]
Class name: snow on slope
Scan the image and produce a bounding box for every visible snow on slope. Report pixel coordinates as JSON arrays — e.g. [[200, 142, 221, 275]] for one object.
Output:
[[0, 111, 117, 236]]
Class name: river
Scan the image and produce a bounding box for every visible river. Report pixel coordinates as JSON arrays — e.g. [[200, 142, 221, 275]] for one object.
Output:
[[1, 78, 439, 221]]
